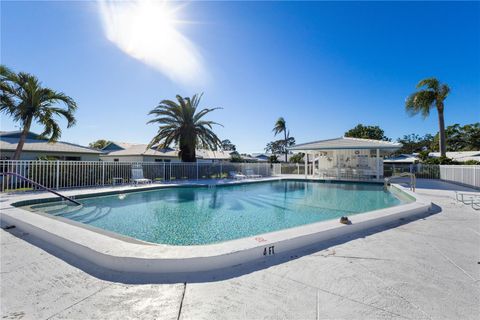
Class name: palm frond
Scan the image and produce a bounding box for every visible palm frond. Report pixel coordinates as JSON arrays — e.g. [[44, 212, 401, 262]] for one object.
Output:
[[405, 90, 436, 118], [416, 77, 439, 91]]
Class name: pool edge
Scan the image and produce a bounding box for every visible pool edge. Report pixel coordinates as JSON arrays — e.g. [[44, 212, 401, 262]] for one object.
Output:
[[0, 180, 431, 274]]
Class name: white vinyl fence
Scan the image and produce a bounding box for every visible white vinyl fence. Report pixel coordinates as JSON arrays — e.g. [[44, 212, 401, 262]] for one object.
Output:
[[384, 164, 480, 189], [0, 160, 274, 192], [439, 165, 480, 189]]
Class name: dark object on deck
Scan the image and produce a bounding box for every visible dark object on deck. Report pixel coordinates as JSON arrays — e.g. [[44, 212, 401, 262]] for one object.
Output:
[[340, 216, 351, 225]]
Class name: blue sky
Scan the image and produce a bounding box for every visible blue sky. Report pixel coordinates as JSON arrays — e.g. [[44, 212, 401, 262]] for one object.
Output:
[[1, 1, 479, 153]]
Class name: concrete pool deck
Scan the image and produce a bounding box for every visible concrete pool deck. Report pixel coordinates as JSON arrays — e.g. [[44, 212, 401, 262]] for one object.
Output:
[[1, 179, 479, 319]]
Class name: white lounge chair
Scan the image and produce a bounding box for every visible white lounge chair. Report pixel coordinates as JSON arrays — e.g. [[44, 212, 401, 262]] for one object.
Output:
[[131, 166, 152, 185], [229, 171, 246, 180], [455, 191, 480, 210], [245, 169, 262, 178]]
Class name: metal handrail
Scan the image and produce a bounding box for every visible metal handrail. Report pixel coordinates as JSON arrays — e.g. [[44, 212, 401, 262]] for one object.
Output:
[[384, 172, 416, 192], [0, 172, 81, 205]]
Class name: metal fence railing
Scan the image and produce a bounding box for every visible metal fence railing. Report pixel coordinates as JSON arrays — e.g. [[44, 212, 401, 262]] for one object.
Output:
[[273, 163, 307, 175], [0, 161, 274, 192], [384, 164, 441, 179], [382, 164, 479, 188]]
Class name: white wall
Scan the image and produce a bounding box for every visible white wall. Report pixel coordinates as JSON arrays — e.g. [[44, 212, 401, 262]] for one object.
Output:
[[100, 155, 144, 162]]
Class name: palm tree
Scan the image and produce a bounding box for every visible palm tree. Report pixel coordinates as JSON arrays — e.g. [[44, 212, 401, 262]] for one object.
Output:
[[273, 117, 289, 162], [147, 93, 223, 162], [0, 66, 77, 160], [405, 78, 450, 157]]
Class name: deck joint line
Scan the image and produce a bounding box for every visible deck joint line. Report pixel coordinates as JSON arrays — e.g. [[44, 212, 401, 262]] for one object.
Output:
[[176, 282, 187, 320]]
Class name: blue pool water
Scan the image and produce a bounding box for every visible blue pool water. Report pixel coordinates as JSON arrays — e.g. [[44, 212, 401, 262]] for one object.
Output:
[[21, 180, 408, 245]]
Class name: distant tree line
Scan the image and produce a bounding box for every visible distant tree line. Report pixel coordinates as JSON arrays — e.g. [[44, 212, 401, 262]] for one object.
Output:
[[343, 122, 480, 164]]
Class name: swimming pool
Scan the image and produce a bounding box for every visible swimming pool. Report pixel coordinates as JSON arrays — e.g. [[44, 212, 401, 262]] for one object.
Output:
[[19, 180, 411, 245]]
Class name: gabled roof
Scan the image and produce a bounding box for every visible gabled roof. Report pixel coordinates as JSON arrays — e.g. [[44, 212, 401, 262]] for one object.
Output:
[[0, 131, 42, 140], [384, 154, 419, 163], [426, 151, 480, 160], [289, 137, 401, 151], [102, 143, 178, 157], [0, 132, 101, 154], [102, 142, 231, 160]]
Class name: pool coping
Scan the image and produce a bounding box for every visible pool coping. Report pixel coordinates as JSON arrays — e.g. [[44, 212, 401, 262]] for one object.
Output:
[[0, 178, 432, 274]]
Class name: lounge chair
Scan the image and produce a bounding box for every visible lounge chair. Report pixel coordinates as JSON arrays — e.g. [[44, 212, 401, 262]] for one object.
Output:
[[455, 191, 480, 210], [229, 171, 246, 180], [245, 169, 262, 178], [131, 166, 152, 185]]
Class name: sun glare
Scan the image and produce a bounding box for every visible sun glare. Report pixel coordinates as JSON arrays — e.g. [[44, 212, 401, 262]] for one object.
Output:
[[98, 0, 206, 86]]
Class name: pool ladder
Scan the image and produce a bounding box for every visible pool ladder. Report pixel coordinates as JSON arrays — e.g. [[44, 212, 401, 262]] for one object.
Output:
[[0, 172, 81, 205], [384, 172, 416, 192]]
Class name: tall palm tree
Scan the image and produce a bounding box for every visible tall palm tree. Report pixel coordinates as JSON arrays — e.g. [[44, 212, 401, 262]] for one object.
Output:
[[147, 93, 223, 162], [0, 66, 77, 160], [273, 117, 289, 162], [405, 78, 450, 157]]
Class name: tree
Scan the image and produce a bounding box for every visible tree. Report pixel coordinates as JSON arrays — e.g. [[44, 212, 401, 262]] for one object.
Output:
[[147, 93, 223, 162], [344, 124, 390, 141], [405, 78, 450, 157], [89, 139, 111, 150], [229, 152, 244, 163], [221, 139, 236, 151], [396, 134, 434, 154], [0, 65, 77, 160], [462, 123, 480, 150], [268, 155, 280, 163], [265, 137, 295, 155], [289, 153, 305, 163], [431, 123, 480, 152], [272, 117, 290, 162]]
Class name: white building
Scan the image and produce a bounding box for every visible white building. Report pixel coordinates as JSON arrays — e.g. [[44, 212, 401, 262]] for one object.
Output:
[[384, 151, 480, 164], [0, 131, 101, 161], [290, 137, 401, 180]]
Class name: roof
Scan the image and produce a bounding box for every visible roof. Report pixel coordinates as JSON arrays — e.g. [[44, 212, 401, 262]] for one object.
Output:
[[410, 151, 480, 162], [251, 153, 296, 162], [384, 154, 419, 163], [426, 151, 480, 161], [0, 131, 42, 140], [385, 151, 480, 163], [289, 137, 401, 151], [102, 144, 178, 157], [0, 133, 101, 154], [102, 142, 231, 160]]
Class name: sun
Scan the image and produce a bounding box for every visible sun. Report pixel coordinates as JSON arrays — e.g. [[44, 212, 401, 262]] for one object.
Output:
[[98, 0, 205, 86]]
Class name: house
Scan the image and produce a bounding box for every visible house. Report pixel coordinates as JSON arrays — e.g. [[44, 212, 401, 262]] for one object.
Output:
[[0, 131, 101, 161], [425, 151, 480, 163], [100, 141, 232, 163], [251, 153, 296, 162], [383, 154, 420, 164], [384, 151, 480, 164]]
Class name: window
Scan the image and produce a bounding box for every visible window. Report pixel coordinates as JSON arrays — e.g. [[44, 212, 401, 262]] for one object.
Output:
[[65, 156, 81, 161], [154, 159, 163, 162], [163, 159, 171, 163], [113, 158, 119, 162]]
